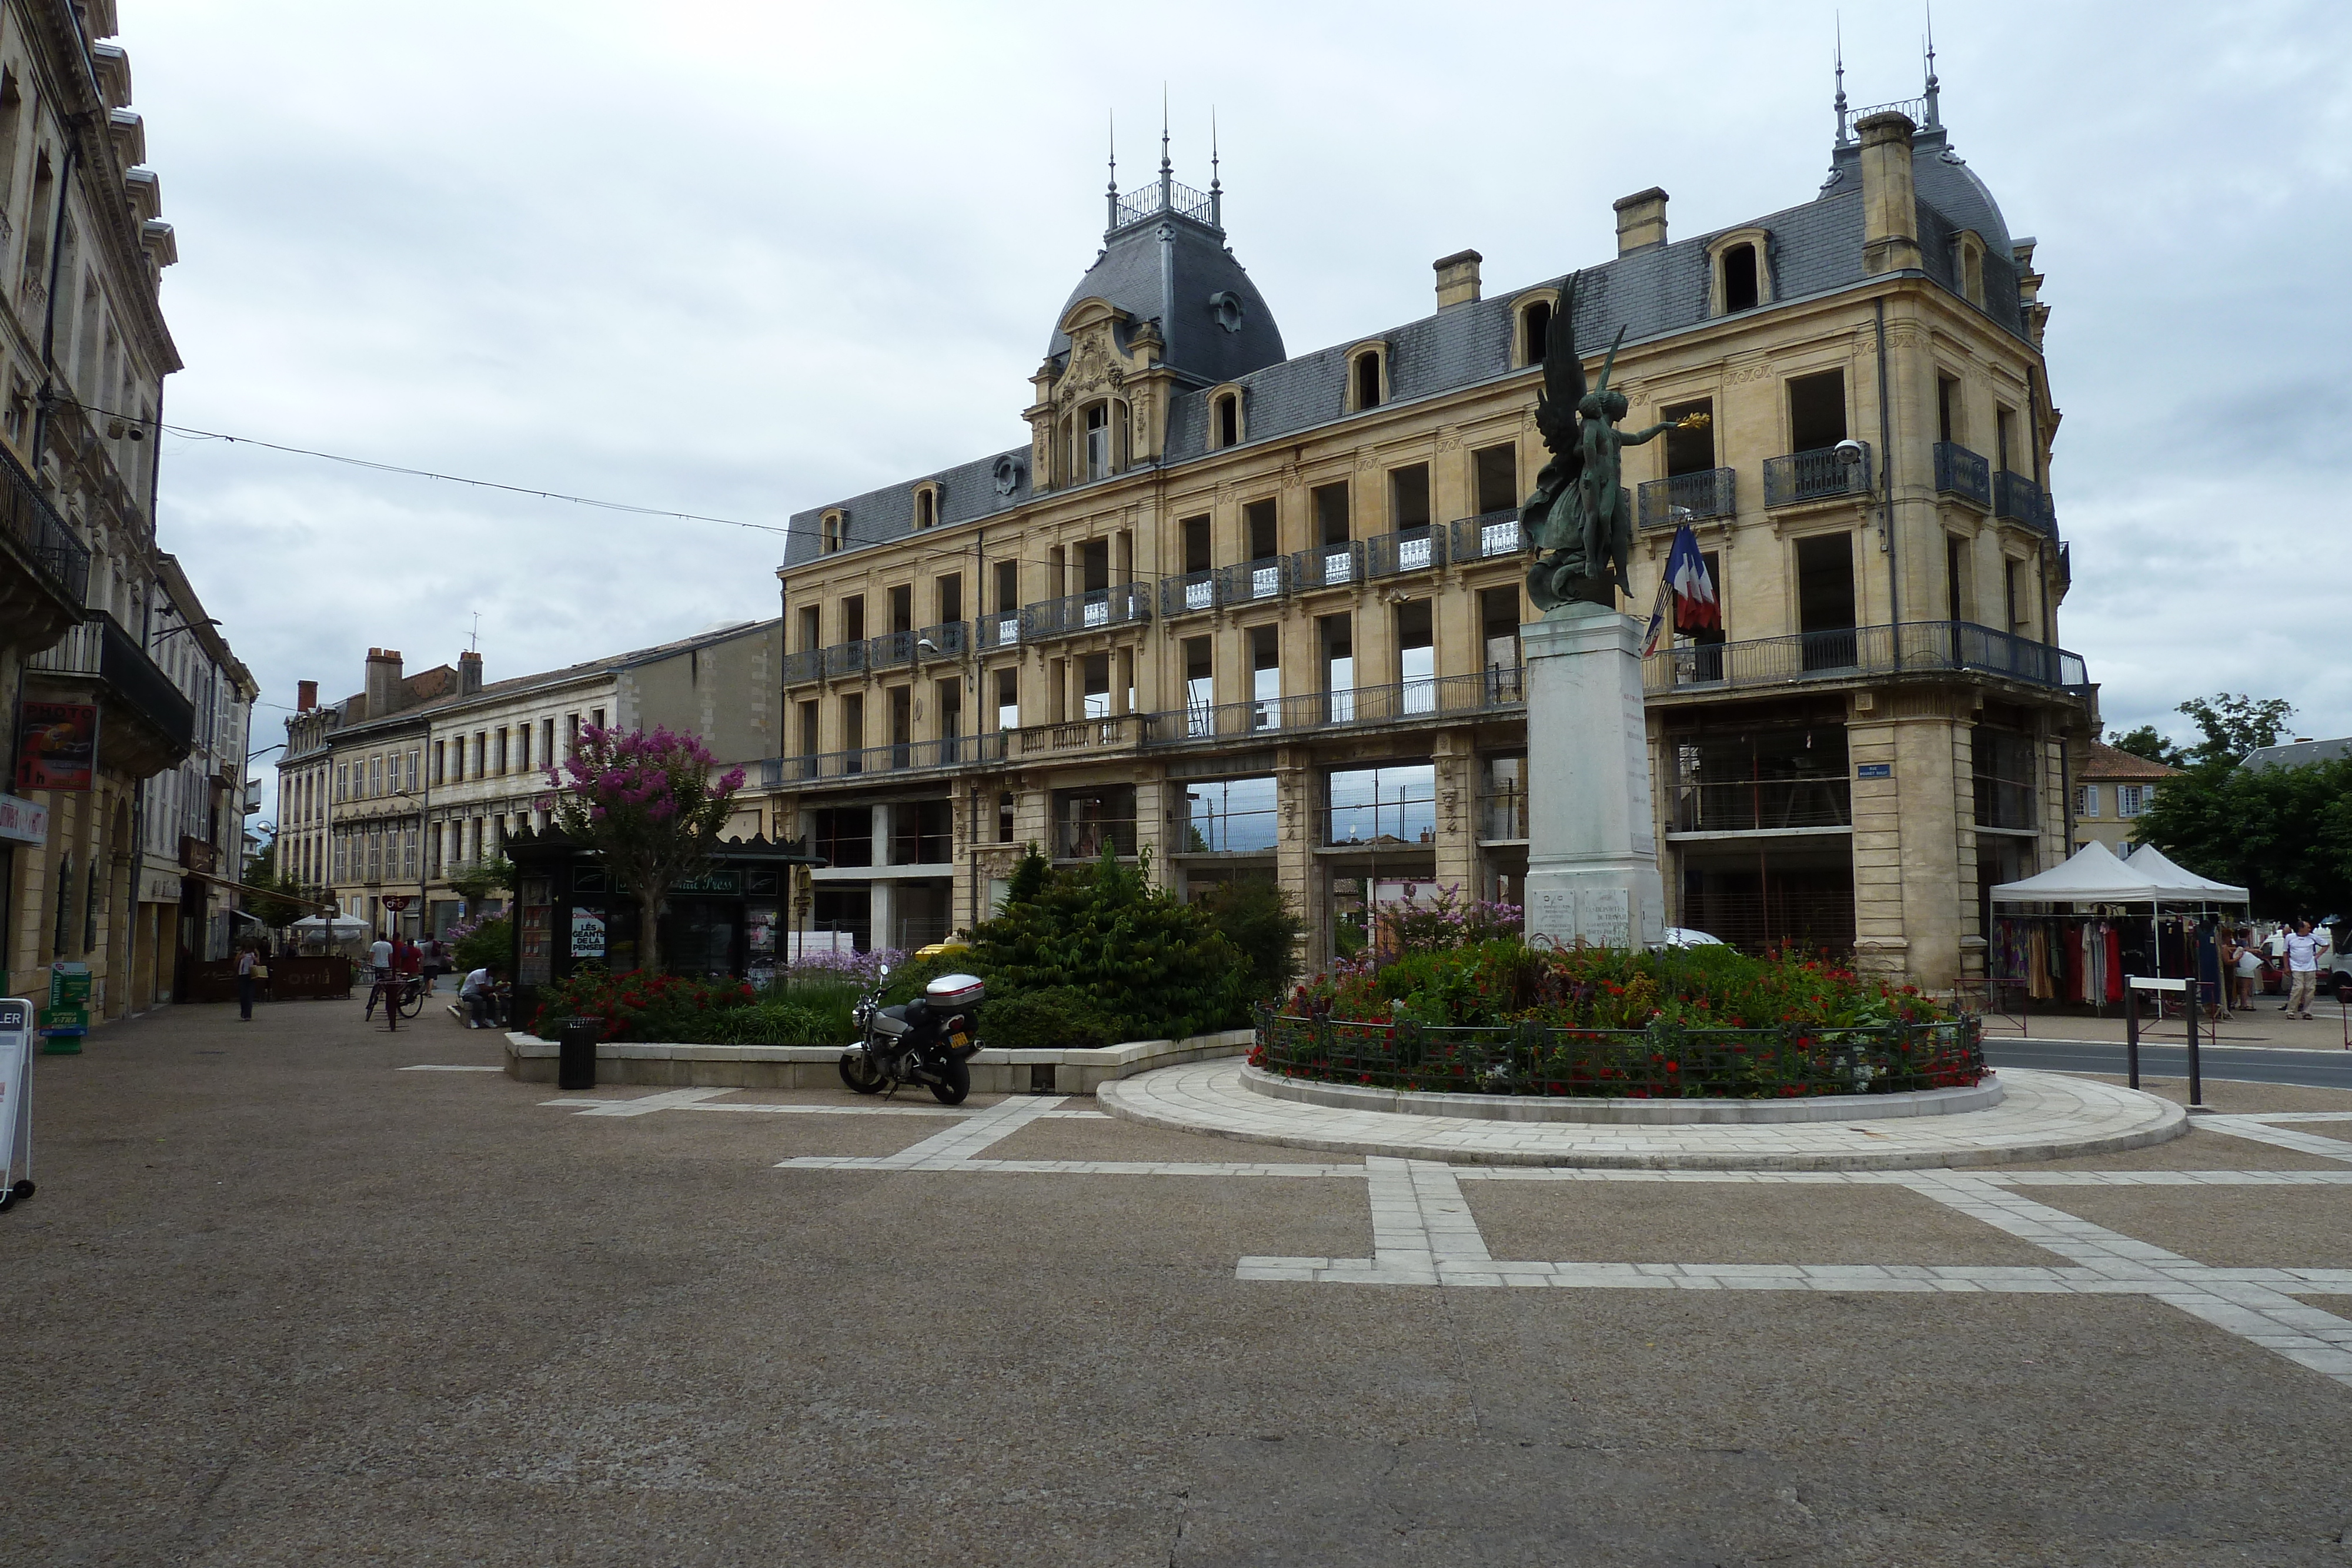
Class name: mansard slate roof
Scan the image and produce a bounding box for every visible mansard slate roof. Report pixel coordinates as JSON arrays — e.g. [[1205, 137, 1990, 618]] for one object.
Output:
[[781, 121, 2032, 569]]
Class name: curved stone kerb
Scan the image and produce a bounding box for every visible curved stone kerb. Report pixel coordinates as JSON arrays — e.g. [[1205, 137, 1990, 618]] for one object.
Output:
[[1241, 1064, 2004, 1124]]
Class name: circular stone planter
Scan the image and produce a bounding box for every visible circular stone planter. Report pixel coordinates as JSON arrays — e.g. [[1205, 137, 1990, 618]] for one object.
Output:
[[1242, 1062, 2002, 1124]]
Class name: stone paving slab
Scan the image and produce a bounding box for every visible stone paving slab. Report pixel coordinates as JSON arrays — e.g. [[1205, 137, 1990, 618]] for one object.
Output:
[[1102, 1063, 2185, 1169]]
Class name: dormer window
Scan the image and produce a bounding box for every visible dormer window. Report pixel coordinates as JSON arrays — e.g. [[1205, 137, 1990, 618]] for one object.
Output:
[[1706, 228, 1774, 317], [1348, 343, 1387, 413], [820, 509, 846, 554], [1085, 403, 1111, 480], [912, 483, 940, 531], [1517, 296, 1552, 367], [1211, 386, 1244, 450], [1956, 230, 1987, 309]]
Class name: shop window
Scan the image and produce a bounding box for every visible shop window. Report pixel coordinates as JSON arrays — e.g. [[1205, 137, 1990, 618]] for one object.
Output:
[[891, 800, 953, 865], [810, 806, 871, 868], [1180, 775, 1278, 854], [1326, 763, 1436, 847]]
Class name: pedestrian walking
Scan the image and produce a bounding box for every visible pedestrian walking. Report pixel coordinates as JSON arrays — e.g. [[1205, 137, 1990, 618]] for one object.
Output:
[[2196, 917, 2226, 1021], [420, 936, 444, 994], [368, 932, 393, 983], [235, 942, 258, 1022], [2284, 919, 2324, 1019]]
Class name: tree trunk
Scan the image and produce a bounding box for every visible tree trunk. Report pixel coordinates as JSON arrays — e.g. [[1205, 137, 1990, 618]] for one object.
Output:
[[638, 887, 663, 974]]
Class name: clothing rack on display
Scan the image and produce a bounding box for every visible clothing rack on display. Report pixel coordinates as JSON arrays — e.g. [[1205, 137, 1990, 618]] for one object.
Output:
[[1987, 840, 2250, 1026]]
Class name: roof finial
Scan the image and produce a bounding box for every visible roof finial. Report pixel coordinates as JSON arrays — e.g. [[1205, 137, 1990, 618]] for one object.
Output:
[[1209, 108, 1223, 229], [1922, 2, 1942, 128], [1106, 109, 1120, 231], [1158, 85, 1172, 210], [1833, 13, 1850, 146]]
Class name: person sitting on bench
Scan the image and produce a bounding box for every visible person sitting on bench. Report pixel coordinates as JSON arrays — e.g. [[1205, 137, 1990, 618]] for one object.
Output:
[[460, 963, 504, 1029]]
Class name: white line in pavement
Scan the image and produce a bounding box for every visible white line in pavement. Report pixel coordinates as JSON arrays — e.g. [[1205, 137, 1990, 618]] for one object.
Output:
[[399, 1065, 506, 1072], [784, 1094, 1071, 1171], [778, 1157, 1364, 1176], [2191, 1117, 2352, 1163], [549, 1088, 734, 1118]]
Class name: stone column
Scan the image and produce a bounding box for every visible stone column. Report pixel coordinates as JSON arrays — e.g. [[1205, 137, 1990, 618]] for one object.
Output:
[[1520, 603, 1666, 949]]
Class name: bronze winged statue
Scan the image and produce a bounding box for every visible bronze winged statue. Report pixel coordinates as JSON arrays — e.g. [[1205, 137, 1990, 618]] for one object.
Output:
[[1518, 272, 1704, 611]]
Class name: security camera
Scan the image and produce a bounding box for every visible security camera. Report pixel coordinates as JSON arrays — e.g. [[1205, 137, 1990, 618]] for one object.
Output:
[[1833, 439, 1867, 467]]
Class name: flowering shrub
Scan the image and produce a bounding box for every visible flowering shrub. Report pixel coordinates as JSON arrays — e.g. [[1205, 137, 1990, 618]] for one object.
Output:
[[1261, 938, 1978, 1099], [533, 968, 756, 1042], [1374, 883, 1524, 958], [784, 947, 906, 989], [546, 724, 746, 973]]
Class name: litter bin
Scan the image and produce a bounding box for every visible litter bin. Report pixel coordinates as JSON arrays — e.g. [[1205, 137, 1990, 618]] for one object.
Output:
[[557, 1017, 600, 1091]]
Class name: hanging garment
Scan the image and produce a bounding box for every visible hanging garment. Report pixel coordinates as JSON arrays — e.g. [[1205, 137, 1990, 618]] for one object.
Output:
[[2105, 925, 2123, 1003], [2063, 924, 2083, 1005], [2027, 927, 2051, 1000]]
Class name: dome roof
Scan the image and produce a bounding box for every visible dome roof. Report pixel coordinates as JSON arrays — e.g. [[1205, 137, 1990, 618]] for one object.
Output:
[[1047, 195, 1285, 386]]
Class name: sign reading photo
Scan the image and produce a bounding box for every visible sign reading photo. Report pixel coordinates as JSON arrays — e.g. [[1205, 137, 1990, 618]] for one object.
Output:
[[14, 701, 98, 792]]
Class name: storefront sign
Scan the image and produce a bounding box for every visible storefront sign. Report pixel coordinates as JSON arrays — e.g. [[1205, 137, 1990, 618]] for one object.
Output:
[[41, 964, 90, 1039], [0, 793, 48, 846], [570, 907, 606, 959], [14, 702, 99, 792]]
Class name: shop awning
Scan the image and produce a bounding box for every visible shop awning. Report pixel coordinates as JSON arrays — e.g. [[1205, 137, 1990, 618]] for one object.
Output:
[[1989, 840, 2247, 905]]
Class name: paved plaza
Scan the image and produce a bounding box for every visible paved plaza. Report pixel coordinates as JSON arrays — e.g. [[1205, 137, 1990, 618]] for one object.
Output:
[[11, 1001, 2352, 1564]]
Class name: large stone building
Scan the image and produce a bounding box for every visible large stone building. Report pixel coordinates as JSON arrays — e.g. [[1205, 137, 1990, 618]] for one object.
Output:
[[0, 1, 233, 1018], [760, 78, 2091, 988], [280, 621, 779, 940]]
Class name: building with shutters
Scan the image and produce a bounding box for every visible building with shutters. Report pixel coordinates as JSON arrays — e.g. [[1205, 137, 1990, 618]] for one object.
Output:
[[759, 77, 2095, 989]]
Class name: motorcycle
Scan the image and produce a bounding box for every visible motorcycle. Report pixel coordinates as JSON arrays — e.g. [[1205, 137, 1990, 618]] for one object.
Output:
[[840, 966, 986, 1105]]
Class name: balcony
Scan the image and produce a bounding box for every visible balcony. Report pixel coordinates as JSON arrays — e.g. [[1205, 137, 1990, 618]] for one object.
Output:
[[1636, 469, 1736, 530], [1643, 620, 2088, 698], [1446, 509, 1525, 566], [781, 648, 824, 686], [975, 608, 1023, 651], [25, 610, 196, 778], [1366, 525, 1445, 578], [1145, 667, 1524, 747], [1020, 583, 1151, 641], [867, 621, 969, 671], [1762, 443, 1871, 508], [1159, 570, 1218, 621], [1015, 713, 1149, 758], [777, 731, 1008, 784], [1291, 540, 1364, 594], [0, 438, 91, 647], [1994, 469, 2043, 528], [1932, 442, 1992, 509], [1670, 778, 1853, 835], [1215, 557, 1289, 609]]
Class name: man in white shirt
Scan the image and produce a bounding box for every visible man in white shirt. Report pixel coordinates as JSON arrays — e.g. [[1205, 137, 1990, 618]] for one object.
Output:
[[459, 964, 502, 1029], [368, 935, 394, 979], [2283, 920, 2325, 1019]]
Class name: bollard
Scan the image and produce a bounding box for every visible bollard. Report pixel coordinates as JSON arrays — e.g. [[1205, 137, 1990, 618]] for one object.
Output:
[[2185, 986, 2203, 1111], [557, 1017, 599, 1091], [2124, 980, 2140, 1091]]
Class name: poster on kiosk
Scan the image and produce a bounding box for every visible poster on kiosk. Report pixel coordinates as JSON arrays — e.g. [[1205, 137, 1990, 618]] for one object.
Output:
[[0, 995, 35, 1211]]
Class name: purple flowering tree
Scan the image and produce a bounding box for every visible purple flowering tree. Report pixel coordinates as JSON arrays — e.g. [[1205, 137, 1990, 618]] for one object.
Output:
[[546, 724, 747, 973]]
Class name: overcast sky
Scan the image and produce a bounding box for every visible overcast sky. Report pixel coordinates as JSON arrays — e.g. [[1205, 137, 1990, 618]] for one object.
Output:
[[121, 1, 2351, 818]]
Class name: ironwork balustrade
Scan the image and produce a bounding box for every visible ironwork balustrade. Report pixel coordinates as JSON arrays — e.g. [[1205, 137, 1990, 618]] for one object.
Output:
[[820, 640, 869, 679], [1643, 619, 2088, 696], [1144, 667, 1524, 747], [1019, 582, 1151, 641], [1018, 714, 1143, 756], [1636, 469, 1736, 530], [867, 621, 968, 670], [783, 731, 1007, 782], [1446, 509, 1525, 564], [1112, 178, 1214, 229], [1215, 557, 1289, 609], [1671, 777, 1853, 834], [1762, 443, 1872, 507], [1159, 570, 1218, 620], [1932, 442, 1992, 507], [781, 648, 824, 686], [976, 609, 1023, 650], [1291, 540, 1363, 593], [0, 437, 89, 608], [1253, 1009, 1986, 1099], [1365, 526, 1444, 579], [1994, 469, 2043, 526]]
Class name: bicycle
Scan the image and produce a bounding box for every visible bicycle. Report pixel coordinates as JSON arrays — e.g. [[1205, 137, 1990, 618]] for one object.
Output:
[[364, 970, 427, 1029]]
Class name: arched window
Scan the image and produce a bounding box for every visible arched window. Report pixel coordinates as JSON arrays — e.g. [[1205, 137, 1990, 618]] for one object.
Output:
[[820, 510, 846, 553], [1214, 391, 1241, 449], [1349, 346, 1385, 412], [913, 484, 939, 531], [1707, 229, 1774, 318], [1521, 299, 1551, 366]]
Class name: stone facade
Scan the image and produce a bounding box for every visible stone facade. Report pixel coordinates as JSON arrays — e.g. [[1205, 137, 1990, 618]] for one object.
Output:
[[759, 96, 2091, 989]]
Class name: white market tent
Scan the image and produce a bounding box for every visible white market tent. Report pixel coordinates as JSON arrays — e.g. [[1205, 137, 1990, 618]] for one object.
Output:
[[2112, 843, 2250, 904], [1987, 840, 2247, 906], [290, 914, 370, 934]]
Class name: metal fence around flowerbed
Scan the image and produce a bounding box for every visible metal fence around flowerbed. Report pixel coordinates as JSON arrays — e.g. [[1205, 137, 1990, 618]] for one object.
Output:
[[1252, 1008, 1987, 1099]]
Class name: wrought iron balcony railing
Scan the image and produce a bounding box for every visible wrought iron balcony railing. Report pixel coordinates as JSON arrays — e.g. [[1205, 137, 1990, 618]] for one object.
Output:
[[820, 640, 868, 679], [27, 610, 196, 759], [1446, 509, 1524, 565], [1365, 525, 1444, 579], [1670, 777, 1853, 834], [1762, 443, 1872, 507], [1932, 442, 1992, 508], [1143, 667, 1524, 747], [779, 731, 1008, 783], [1643, 619, 2087, 696], [1636, 469, 1736, 530], [1159, 569, 1218, 620], [781, 648, 824, 686], [1291, 540, 1364, 593], [1215, 556, 1289, 609], [1020, 583, 1151, 641], [867, 621, 969, 671], [1994, 469, 2043, 527], [976, 609, 1023, 650], [0, 436, 89, 609]]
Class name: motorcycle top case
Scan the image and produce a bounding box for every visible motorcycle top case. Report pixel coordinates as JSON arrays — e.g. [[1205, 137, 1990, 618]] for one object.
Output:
[[926, 972, 986, 1009]]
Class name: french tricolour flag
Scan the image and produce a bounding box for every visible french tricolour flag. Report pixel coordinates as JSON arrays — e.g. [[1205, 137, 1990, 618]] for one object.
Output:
[[1642, 524, 1719, 656]]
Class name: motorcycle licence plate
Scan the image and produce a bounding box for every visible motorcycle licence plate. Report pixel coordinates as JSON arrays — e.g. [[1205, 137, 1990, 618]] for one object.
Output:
[[950, 1031, 969, 1050]]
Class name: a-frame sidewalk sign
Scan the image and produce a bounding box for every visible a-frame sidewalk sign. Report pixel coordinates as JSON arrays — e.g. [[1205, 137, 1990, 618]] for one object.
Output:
[[0, 995, 34, 1211]]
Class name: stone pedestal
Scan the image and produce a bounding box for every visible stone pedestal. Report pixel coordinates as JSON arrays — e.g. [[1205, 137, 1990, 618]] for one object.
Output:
[[1520, 602, 1666, 950]]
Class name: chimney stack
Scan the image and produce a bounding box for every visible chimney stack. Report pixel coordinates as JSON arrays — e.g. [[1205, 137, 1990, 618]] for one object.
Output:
[[363, 647, 403, 718], [1856, 112, 1922, 274], [1612, 188, 1668, 255], [459, 650, 484, 696], [296, 679, 317, 713], [1432, 249, 1482, 309]]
